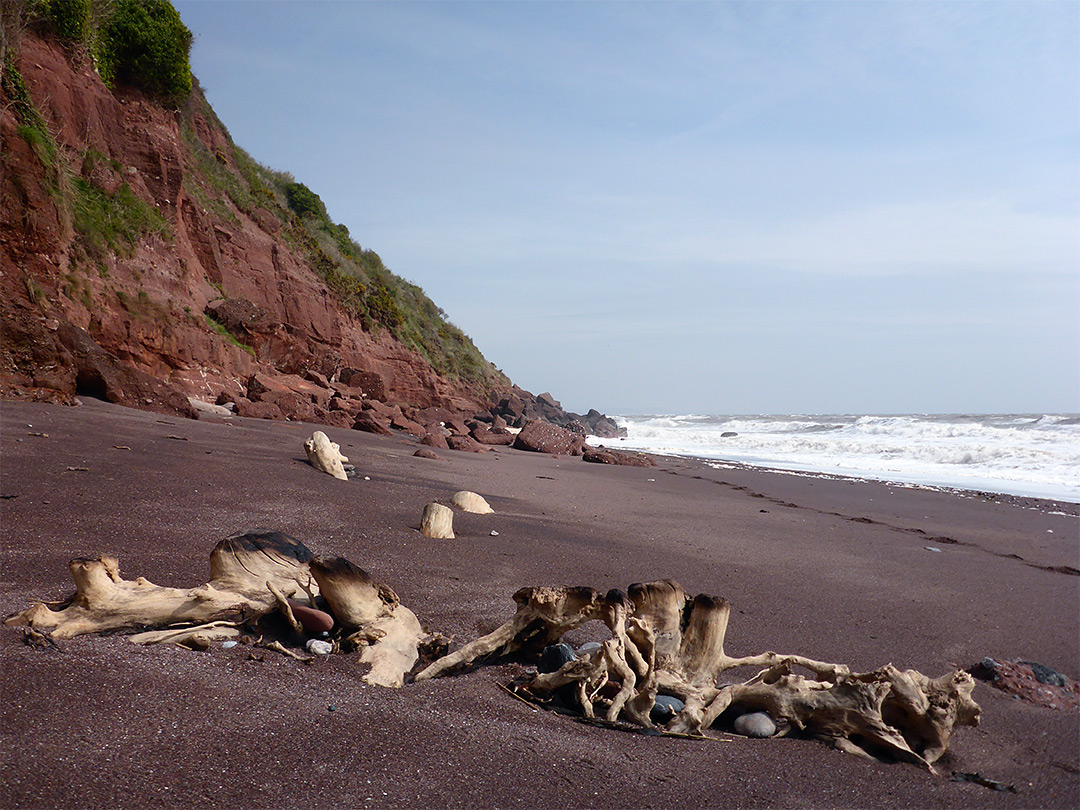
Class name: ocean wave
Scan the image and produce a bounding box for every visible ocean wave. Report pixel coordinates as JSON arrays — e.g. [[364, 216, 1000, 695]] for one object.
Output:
[[593, 413, 1080, 502]]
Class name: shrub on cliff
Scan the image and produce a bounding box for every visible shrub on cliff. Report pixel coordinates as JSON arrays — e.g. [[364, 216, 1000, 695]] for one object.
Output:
[[284, 182, 327, 219], [29, 0, 91, 43], [97, 0, 192, 104]]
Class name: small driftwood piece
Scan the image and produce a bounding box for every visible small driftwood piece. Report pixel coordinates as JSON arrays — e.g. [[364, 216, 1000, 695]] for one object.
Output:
[[421, 502, 455, 539], [451, 491, 494, 514], [418, 579, 981, 771], [304, 431, 349, 480]]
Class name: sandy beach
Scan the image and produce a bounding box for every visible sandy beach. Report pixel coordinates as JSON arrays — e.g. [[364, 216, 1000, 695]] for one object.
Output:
[[2, 399, 1077, 809]]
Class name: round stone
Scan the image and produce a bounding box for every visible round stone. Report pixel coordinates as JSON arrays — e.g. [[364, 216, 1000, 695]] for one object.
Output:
[[733, 711, 777, 738], [651, 695, 685, 724], [539, 642, 576, 673]]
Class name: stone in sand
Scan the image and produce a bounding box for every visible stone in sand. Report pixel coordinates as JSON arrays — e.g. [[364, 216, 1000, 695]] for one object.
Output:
[[421, 502, 455, 539], [734, 711, 777, 738], [451, 491, 494, 514]]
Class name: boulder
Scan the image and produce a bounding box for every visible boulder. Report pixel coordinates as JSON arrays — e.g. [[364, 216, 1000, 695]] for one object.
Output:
[[235, 399, 284, 420], [391, 415, 427, 438], [447, 434, 487, 453], [582, 447, 656, 468], [352, 411, 393, 436], [471, 425, 515, 446], [512, 420, 587, 456], [420, 431, 450, 450], [413, 448, 440, 460]]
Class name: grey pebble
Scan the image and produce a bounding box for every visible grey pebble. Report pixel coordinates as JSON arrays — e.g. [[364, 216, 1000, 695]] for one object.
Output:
[[733, 711, 777, 738], [651, 695, 685, 724], [576, 641, 603, 655], [306, 639, 334, 655], [221, 640, 238, 649], [539, 642, 576, 673], [924, 546, 942, 553]]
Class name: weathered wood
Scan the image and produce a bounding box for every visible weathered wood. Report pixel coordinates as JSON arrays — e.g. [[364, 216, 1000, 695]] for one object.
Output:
[[304, 431, 349, 480], [420, 578, 981, 770], [420, 502, 454, 539]]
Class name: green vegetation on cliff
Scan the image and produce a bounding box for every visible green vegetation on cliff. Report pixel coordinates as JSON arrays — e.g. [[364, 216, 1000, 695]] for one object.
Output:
[[13, 0, 503, 388]]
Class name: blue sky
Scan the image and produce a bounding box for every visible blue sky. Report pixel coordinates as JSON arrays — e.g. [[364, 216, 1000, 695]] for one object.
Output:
[[175, 0, 1079, 414]]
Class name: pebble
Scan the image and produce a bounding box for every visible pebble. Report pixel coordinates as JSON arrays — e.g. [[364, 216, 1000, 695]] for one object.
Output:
[[306, 639, 333, 655], [490, 530, 499, 537], [924, 546, 942, 553], [221, 640, 238, 649], [539, 642, 576, 673], [733, 711, 777, 738], [651, 695, 685, 724], [577, 641, 603, 656]]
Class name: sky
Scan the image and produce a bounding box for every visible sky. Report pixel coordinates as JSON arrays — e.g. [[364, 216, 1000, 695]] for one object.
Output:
[[174, 0, 1079, 415]]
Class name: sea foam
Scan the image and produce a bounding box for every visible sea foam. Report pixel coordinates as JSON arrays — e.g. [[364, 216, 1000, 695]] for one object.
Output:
[[588, 413, 1080, 502]]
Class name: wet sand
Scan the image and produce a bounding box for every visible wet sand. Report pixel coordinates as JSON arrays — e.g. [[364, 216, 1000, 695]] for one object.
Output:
[[2, 399, 1077, 809]]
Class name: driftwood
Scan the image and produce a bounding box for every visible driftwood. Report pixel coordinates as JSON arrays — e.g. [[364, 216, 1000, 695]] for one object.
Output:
[[304, 431, 349, 480], [421, 502, 455, 539], [451, 490, 494, 514], [416, 580, 981, 771], [4, 531, 429, 688]]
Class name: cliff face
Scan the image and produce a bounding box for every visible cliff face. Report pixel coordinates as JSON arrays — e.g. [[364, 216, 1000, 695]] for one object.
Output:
[[1, 29, 492, 418]]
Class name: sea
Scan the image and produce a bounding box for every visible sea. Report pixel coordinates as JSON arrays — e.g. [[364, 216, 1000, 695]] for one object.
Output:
[[589, 414, 1080, 504]]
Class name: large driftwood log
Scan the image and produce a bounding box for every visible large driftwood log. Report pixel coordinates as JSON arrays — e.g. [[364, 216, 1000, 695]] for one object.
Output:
[[4, 532, 430, 689], [418, 579, 981, 771], [3, 531, 313, 638]]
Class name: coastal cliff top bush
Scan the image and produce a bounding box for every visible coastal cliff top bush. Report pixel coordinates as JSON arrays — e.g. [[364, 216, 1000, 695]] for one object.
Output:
[[285, 182, 327, 220], [96, 0, 192, 104]]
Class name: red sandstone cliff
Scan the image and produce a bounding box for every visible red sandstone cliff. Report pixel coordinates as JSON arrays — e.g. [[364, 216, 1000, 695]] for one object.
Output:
[[1, 29, 493, 419]]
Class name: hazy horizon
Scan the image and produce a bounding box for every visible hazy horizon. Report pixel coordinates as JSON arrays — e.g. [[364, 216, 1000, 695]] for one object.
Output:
[[176, 1, 1079, 416]]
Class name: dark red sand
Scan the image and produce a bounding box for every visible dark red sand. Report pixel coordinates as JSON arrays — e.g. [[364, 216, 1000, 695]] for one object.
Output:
[[2, 399, 1077, 809]]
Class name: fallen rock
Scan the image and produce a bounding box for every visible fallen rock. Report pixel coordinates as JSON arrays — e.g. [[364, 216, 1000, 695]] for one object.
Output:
[[582, 447, 656, 467], [447, 434, 487, 454], [391, 414, 427, 437], [413, 448, 440, 460], [513, 419, 587, 456], [235, 399, 284, 420], [352, 411, 393, 436], [471, 425, 515, 446], [420, 431, 450, 450]]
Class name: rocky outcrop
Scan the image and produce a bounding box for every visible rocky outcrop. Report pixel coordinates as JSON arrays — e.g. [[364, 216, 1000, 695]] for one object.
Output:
[[582, 447, 656, 468], [513, 419, 587, 457]]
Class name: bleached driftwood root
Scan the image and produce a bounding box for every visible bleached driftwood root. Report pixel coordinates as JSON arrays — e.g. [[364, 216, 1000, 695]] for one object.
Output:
[[421, 502, 455, 539], [4, 531, 430, 689], [451, 491, 494, 514], [304, 430, 349, 480], [417, 579, 981, 771]]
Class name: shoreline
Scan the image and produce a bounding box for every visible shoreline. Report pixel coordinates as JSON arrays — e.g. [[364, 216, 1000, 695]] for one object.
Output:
[[650, 452, 1080, 517], [2, 399, 1077, 809]]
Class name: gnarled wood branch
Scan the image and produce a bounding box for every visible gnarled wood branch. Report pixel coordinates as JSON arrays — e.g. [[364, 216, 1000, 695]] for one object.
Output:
[[419, 579, 980, 770]]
